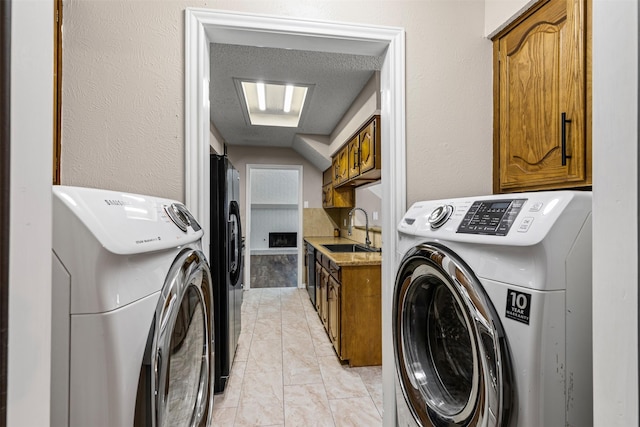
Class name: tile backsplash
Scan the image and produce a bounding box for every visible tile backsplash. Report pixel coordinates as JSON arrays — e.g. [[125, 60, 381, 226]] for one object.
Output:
[[303, 208, 338, 237], [303, 208, 382, 248]]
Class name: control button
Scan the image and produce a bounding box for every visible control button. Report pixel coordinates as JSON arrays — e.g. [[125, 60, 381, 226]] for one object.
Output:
[[428, 204, 454, 229], [529, 202, 543, 212], [517, 217, 534, 233], [165, 203, 191, 232]]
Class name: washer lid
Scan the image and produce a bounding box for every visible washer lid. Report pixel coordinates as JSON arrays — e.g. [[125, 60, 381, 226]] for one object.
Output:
[[53, 185, 203, 255]]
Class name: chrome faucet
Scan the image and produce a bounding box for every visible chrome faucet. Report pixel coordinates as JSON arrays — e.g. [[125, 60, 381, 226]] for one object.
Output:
[[348, 207, 371, 248]]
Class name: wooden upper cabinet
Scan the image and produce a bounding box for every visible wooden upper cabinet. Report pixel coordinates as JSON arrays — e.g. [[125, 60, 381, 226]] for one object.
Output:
[[332, 115, 381, 189], [358, 117, 380, 176], [348, 135, 360, 179], [493, 0, 591, 192], [323, 167, 353, 208]]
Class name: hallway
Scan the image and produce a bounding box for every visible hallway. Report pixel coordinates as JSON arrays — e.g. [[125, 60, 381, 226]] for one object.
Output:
[[212, 287, 383, 426]]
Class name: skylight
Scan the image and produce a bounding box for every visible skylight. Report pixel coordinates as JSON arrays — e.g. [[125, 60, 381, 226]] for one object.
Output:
[[240, 81, 309, 127]]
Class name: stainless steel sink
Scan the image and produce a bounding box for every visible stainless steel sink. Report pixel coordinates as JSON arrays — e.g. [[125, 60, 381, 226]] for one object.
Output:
[[322, 243, 380, 253]]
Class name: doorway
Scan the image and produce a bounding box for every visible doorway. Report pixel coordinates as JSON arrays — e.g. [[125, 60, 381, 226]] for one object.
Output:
[[184, 10, 406, 426], [245, 165, 303, 290]]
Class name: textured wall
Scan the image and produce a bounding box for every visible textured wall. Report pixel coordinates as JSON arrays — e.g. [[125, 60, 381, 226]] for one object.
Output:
[[61, 0, 492, 204], [61, 0, 205, 200]]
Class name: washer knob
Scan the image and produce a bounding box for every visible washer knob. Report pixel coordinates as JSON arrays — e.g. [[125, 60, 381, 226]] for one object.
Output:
[[165, 203, 191, 232], [428, 204, 453, 229]]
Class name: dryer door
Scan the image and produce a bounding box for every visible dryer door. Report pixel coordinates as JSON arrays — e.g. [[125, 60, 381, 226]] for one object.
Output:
[[135, 248, 214, 427], [393, 243, 514, 427]]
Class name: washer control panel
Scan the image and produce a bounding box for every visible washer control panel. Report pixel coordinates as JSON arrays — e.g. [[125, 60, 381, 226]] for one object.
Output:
[[456, 198, 526, 236]]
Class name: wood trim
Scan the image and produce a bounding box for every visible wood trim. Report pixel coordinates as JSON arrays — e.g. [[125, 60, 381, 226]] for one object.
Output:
[[53, 0, 62, 184], [492, 40, 500, 194], [585, 0, 592, 185], [0, 0, 10, 424]]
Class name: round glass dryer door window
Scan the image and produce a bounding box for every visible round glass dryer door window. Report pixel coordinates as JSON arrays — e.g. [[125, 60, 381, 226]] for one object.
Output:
[[135, 248, 214, 427], [393, 243, 514, 427]]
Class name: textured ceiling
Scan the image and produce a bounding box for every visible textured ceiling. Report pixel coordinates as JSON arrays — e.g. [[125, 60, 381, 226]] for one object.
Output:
[[209, 43, 383, 152]]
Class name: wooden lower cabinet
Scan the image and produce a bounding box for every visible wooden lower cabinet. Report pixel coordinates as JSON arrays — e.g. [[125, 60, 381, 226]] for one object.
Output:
[[315, 258, 381, 367]]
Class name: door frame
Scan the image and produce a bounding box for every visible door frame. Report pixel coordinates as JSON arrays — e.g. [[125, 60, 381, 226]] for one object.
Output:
[[184, 10, 406, 425], [245, 164, 304, 290]]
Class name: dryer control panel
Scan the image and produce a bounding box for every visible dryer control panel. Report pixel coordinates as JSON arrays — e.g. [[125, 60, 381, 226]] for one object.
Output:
[[457, 198, 526, 236], [399, 191, 592, 247]]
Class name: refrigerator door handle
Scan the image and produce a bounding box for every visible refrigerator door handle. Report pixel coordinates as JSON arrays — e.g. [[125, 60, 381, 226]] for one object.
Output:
[[228, 201, 243, 286]]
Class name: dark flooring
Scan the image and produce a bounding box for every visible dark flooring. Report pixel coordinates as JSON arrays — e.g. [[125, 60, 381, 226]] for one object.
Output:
[[250, 254, 298, 288]]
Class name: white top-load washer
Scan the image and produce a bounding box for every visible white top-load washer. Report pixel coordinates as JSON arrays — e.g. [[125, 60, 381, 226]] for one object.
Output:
[[394, 191, 592, 427], [51, 186, 215, 427]]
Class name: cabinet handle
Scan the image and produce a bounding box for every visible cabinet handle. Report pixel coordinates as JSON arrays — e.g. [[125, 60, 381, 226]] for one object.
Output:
[[353, 149, 358, 169], [561, 112, 572, 166]]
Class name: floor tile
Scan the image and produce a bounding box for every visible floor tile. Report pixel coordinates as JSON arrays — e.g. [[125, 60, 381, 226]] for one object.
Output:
[[211, 406, 237, 427], [318, 356, 370, 400], [284, 383, 335, 427], [211, 287, 382, 426], [214, 360, 246, 408], [353, 365, 384, 417], [328, 396, 383, 426]]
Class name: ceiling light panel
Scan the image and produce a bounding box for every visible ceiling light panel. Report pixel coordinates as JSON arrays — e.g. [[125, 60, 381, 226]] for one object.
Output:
[[239, 80, 309, 128]]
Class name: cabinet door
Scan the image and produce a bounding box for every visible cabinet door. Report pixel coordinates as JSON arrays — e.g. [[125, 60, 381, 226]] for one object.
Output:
[[320, 268, 329, 328], [322, 183, 333, 208], [496, 0, 588, 191], [347, 135, 360, 179], [335, 146, 349, 186], [358, 118, 379, 175], [322, 167, 333, 186], [315, 261, 323, 313], [332, 157, 340, 186], [328, 276, 341, 356]]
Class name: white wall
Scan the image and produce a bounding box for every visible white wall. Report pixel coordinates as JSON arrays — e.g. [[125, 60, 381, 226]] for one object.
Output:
[[484, 0, 537, 37], [61, 0, 492, 205], [9, 0, 53, 425], [210, 122, 225, 155], [592, 0, 638, 424], [329, 71, 380, 156], [226, 145, 323, 224], [249, 169, 300, 251]]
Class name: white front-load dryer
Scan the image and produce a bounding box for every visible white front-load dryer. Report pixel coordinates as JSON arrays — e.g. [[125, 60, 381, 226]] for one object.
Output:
[[393, 191, 592, 427], [51, 186, 215, 427]]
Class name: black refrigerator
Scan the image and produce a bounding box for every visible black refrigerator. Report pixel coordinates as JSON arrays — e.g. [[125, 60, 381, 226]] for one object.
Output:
[[210, 154, 244, 393]]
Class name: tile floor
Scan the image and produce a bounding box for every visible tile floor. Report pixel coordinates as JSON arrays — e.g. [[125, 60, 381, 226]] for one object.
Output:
[[212, 287, 383, 426]]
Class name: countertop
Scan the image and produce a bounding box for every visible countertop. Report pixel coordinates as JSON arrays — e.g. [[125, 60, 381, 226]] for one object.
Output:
[[304, 236, 382, 267]]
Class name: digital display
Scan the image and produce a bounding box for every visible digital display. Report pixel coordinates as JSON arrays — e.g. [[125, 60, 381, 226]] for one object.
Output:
[[491, 202, 510, 210], [457, 198, 527, 236]]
